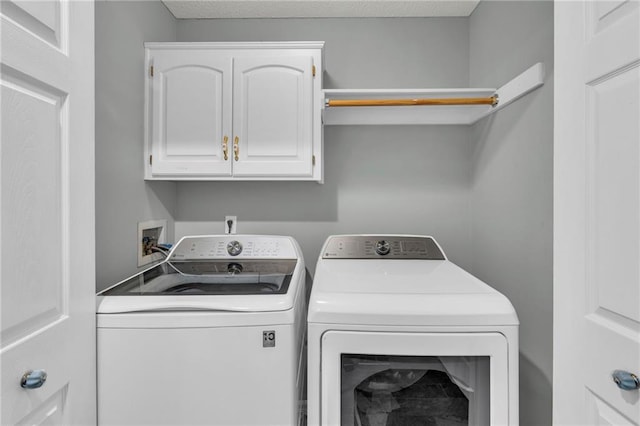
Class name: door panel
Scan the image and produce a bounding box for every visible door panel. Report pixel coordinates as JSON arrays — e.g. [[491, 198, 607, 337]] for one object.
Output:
[[1, 70, 67, 347], [1, 0, 95, 424], [243, 67, 301, 156], [150, 51, 232, 177], [2, 322, 72, 424], [165, 67, 222, 156], [587, 390, 637, 425], [15, 385, 68, 426], [586, 65, 639, 322], [232, 56, 314, 177], [0, 0, 63, 48], [585, 315, 639, 423], [586, 0, 639, 80]]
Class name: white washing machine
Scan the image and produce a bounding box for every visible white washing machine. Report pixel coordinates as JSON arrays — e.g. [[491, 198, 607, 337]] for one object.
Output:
[[96, 235, 306, 426], [307, 235, 519, 426]]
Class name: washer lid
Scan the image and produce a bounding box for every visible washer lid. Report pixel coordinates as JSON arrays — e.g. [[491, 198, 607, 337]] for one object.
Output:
[[101, 260, 296, 296], [97, 261, 301, 314], [308, 259, 518, 326]]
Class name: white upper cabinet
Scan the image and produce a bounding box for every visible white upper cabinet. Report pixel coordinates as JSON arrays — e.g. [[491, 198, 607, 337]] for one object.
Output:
[[144, 42, 324, 182]]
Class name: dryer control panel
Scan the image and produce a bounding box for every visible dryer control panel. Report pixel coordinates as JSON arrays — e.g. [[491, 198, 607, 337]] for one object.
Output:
[[322, 235, 446, 260]]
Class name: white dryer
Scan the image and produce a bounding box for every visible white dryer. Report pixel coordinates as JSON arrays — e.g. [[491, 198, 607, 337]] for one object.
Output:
[[307, 235, 519, 426], [97, 235, 306, 426]]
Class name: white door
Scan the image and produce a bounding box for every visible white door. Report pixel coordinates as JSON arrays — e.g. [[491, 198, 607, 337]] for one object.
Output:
[[554, 1, 640, 424], [1, 1, 96, 424], [149, 49, 232, 177], [232, 55, 314, 177]]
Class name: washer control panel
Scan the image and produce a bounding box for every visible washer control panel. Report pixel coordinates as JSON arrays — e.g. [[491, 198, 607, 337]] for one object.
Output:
[[170, 235, 297, 260], [322, 235, 446, 260]]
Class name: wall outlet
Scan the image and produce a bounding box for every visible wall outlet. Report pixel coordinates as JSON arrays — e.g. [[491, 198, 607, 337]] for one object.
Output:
[[225, 216, 237, 234], [138, 219, 167, 267]]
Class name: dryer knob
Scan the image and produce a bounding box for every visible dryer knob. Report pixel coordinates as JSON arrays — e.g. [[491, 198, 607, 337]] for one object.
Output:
[[227, 240, 243, 256], [375, 240, 391, 256]]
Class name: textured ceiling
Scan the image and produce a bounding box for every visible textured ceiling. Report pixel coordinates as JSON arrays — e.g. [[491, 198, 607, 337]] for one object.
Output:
[[162, 0, 481, 19]]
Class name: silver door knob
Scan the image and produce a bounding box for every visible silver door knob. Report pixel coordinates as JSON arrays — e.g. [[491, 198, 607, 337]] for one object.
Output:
[[21, 369, 47, 389], [612, 370, 639, 391]]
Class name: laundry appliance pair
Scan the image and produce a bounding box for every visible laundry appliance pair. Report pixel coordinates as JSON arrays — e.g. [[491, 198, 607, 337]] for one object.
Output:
[[96, 234, 518, 426]]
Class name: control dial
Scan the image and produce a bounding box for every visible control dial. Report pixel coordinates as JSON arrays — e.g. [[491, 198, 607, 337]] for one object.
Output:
[[375, 240, 391, 256], [227, 240, 243, 256]]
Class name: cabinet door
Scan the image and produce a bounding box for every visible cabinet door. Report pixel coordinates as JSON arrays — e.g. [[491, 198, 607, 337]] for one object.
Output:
[[232, 56, 314, 177], [150, 50, 232, 177]]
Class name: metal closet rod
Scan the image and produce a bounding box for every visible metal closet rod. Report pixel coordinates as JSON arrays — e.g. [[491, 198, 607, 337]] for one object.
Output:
[[325, 95, 499, 107]]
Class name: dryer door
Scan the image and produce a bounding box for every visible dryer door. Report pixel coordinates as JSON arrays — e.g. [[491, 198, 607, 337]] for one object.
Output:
[[320, 331, 511, 426]]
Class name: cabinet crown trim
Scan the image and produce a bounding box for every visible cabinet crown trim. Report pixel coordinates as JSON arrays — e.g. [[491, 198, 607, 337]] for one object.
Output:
[[144, 41, 325, 50]]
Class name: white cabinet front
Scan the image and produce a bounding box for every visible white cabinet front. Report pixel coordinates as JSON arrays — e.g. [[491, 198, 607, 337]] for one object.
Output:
[[232, 56, 314, 177], [150, 51, 232, 177], [145, 43, 322, 181]]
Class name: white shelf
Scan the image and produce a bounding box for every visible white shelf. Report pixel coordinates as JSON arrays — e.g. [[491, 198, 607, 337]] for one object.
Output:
[[323, 62, 545, 126]]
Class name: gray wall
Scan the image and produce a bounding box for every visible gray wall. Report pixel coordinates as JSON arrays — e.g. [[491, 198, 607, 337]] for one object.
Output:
[[95, 0, 178, 291], [174, 125, 474, 274], [174, 18, 475, 274], [176, 18, 469, 89], [469, 2, 554, 425]]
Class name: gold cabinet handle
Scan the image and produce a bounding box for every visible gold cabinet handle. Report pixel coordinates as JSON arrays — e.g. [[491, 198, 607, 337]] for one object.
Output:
[[222, 136, 229, 160], [233, 136, 239, 161]]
